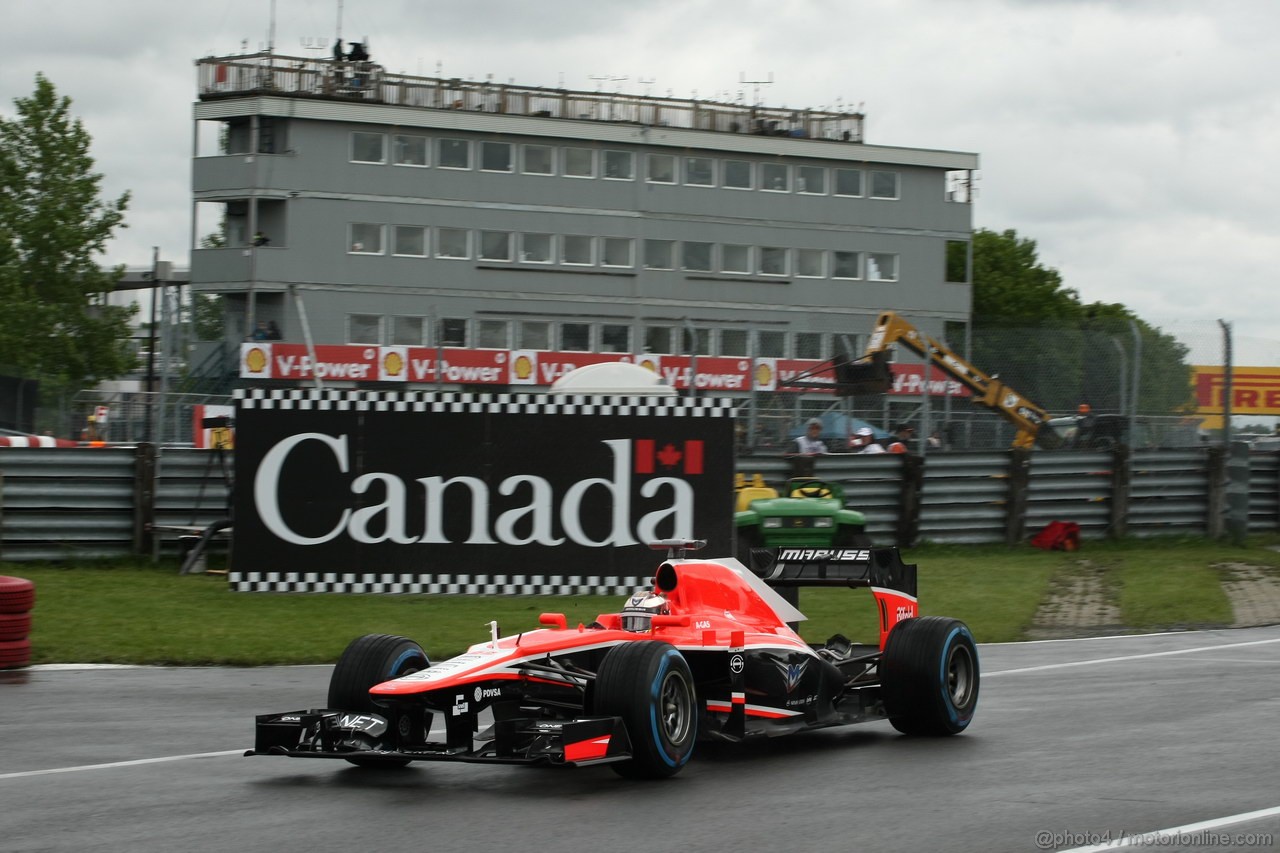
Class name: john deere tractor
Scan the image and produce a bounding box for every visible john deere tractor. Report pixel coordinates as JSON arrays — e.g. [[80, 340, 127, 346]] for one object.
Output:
[[734, 473, 871, 560]]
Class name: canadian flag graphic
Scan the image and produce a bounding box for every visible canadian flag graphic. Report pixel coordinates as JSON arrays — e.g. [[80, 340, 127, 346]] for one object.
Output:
[[633, 439, 704, 475]]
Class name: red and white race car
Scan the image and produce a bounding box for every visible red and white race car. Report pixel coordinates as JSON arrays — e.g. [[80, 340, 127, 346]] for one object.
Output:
[[248, 540, 978, 778]]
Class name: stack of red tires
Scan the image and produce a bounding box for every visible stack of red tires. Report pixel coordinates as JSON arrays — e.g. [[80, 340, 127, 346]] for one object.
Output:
[[0, 576, 35, 668]]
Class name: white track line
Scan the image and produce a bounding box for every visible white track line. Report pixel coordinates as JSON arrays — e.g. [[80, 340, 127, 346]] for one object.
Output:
[[985, 637, 1280, 677], [1059, 804, 1280, 851], [0, 749, 244, 781]]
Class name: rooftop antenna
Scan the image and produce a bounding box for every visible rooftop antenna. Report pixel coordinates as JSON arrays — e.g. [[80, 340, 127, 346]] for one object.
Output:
[[637, 76, 656, 96], [300, 37, 331, 54], [267, 0, 276, 56], [589, 74, 628, 92], [335, 0, 344, 41], [739, 71, 774, 106]]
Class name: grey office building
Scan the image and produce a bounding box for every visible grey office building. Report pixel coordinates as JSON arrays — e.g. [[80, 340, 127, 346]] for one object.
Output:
[[191, 53, 977, 396]]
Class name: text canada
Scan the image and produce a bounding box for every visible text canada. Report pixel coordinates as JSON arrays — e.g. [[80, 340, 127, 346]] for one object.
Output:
[[253, 434, 695, 547]]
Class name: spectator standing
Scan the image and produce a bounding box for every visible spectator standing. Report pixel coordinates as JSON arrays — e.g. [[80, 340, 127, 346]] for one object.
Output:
[[794, 418, 827, 455]]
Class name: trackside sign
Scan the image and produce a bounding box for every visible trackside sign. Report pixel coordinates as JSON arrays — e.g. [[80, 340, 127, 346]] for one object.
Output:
[[231, 389, 735, 588]]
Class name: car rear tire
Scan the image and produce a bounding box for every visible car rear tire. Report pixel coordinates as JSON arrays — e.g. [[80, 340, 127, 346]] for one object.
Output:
[[593, 641, 697, 778], [879, 616, 979, 736], [328, 634, 429, 767]]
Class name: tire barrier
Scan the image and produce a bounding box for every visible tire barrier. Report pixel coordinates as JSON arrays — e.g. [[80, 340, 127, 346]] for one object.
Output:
[[0, 576, 35, 669]]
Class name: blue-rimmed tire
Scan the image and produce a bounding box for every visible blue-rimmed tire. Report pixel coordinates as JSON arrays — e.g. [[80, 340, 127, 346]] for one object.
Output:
[[879, 616, 979, 735], [328, 634, 429, 766], [593, 641, 697, 778]]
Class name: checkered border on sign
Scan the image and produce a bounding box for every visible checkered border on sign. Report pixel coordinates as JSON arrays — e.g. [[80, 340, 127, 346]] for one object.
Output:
[[228, 572, 649, 596], [234, 388, 735, 417]]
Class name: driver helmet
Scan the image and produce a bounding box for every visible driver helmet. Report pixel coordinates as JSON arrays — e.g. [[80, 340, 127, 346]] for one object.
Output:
[[620, 589, 669, 632]]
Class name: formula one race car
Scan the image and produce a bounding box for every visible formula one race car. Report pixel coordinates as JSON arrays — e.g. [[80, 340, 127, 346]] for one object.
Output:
[[247, 540, 978, 779]]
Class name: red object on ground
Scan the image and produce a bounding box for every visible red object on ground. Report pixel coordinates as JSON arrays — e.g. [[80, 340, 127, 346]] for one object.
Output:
[[0, 638, 32, 668], [1031, 521, 1081, 551]]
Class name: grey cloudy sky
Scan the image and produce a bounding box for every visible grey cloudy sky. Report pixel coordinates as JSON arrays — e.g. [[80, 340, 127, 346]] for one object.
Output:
[[5, 0, 1278, 361]]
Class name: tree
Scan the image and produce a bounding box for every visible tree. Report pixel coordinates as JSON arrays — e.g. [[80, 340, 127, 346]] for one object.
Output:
[[0, 74, 136, 394], [969, 228, 1193, 416], [969, 228, 1086, 411]]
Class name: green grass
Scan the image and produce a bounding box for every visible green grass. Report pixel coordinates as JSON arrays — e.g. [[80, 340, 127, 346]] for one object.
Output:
[[5, 536, 1277, 666]]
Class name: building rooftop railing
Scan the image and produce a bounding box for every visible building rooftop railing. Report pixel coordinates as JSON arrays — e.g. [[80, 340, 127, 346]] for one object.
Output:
[[196, 53, 865, 143]]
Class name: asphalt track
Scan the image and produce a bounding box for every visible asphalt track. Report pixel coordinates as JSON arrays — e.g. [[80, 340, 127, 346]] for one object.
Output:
[[2, 627, 1278, 853]]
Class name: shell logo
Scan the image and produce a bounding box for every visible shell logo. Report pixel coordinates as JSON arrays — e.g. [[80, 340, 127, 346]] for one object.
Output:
[[383, 350, 404, 377], [514, 354, 534, 381], [755, 362, 773, 388], [638, 357, 658, 373], [245, 347, 268, 374]]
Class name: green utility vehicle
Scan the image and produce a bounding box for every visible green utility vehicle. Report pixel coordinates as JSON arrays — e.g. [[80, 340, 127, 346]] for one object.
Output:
[[734, 474, 871, 559]]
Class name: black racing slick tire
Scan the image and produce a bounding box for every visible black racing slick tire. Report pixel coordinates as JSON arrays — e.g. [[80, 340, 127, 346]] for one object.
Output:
[[593, 641, 697, 779], [879, 616, 979, 736], [328, 634, 429, 767]]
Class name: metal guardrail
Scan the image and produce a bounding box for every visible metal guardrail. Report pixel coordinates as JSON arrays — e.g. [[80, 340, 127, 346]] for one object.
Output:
[[1, 446, 1275, 563]]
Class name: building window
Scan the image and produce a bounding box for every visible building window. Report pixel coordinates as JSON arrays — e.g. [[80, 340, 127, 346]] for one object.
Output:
[[870, 170, 899, 199], [393, 134, 427, 166], [602, 237, 634, 268], [561, 323, 591, 351], [867, 252, 899, 281], [833, 250, 861, 279], [479, 230, 512, 261], [603, 150, 634, 179], [644, 326, 674, 354], [722, 244, 751, 274], [519, 320, 551, 349], [759, 247, 788, 276], [562, 235, 594, 265], [439, 318, 468, 347], [480, 141, 512, 172], [477, 319, 510, 349], [723, 159, 752, 189], [685, 157, 714, 186], [761, 162, 790, 191], [391, 316, 425, 346], [758, 330, 786, 358], [520, 232, 553, 263], [349, 223, 383, 254], [646, 153, 676, 184], [795, 248, 824, 278], [601, 324, 631, 352], [436, 227, 470, 259], [437, 138, 470, 169], [946, 240, 969, 283], [349, 314, 382, 343], [393, 225, 426, 257], [644, 239, 675, 270], [522, 144, 554, 175], [351, 132, 385, 163], [835, 168, 863, 197], [720, 328, 748, 356], [795, 332, 824, 360], [682, 241, 713, 272], [797, 165, 826, 194], [564, 147, 595, 177]]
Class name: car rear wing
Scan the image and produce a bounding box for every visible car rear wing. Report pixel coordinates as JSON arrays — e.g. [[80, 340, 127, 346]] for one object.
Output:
[[743, 547, 919, 648], [743, 547, 916, 596]]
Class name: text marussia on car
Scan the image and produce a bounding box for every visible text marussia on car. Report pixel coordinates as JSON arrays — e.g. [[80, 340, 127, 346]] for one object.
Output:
[[248, 540, 979, 778]]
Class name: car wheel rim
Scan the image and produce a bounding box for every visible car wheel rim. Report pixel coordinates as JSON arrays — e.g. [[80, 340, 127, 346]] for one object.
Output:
[[659, 671, 693, 745], [946, 644, 975, 708]]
